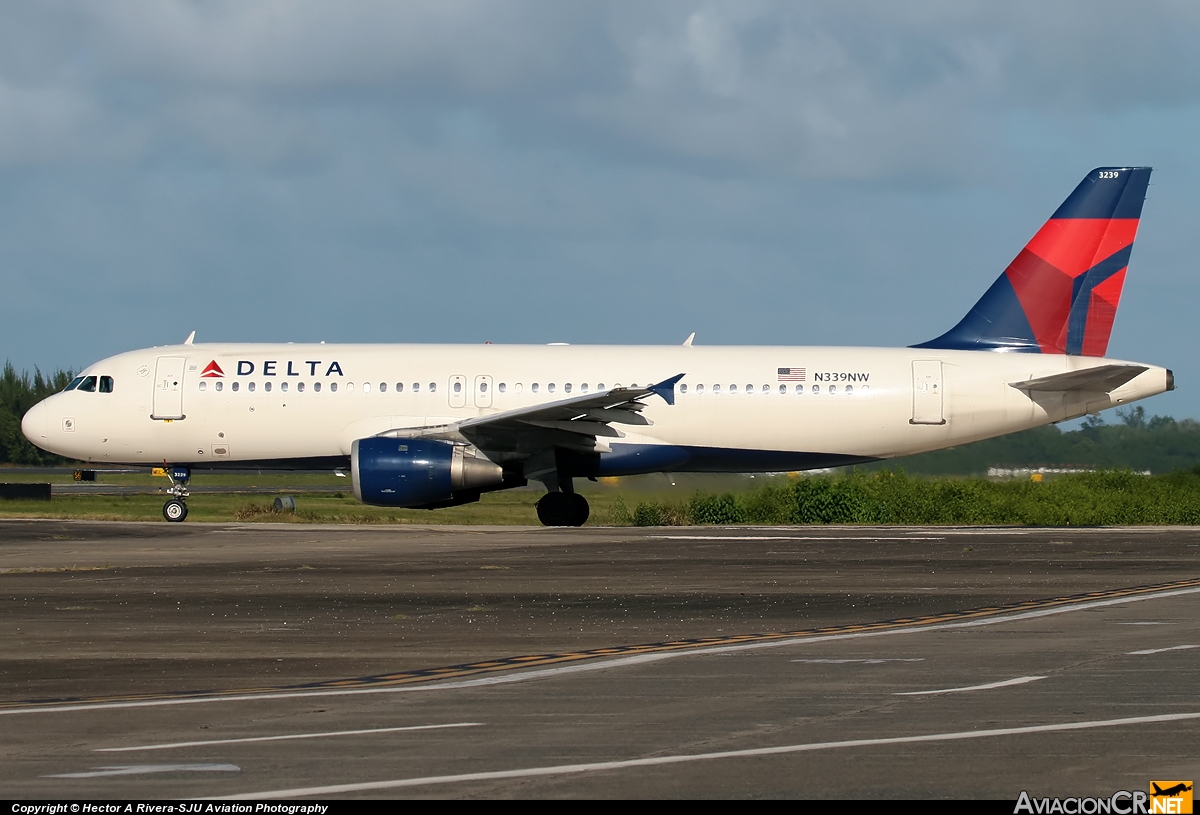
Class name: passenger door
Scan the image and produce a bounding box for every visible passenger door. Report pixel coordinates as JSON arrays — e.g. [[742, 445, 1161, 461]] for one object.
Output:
[[910, 360, 945, 425], [151, 356, 186, 420]]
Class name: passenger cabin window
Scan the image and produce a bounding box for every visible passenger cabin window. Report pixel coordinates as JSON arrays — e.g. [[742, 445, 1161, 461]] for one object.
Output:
[[762, 384, 770, 393], [215, 381, 224, 392], [696, 384, 704, 393], [379, 382, 387, 393], [779, 384, 786, 394], [480, 382, 488, 393], [313, 382, 321, 392], [264, 381, 272, 392], [330, 382, 338, 393], [548, 383, 556, 393], [412, 383, 419, 392], [680, 384, 688, 393], [248, 382, 256, 393], [581, 383, 588, 393], [345, 382, 353, 393], [429, 382, 436, 393], [363, 382, 371, 393], [297, 382, 304, 392], [498, 383, 506, 393], [713, 384, 720, 393], [396, 382, 403, 392], [563, 383, 571, 393], [99, 376, 114, 393], [729, 385, 737, 393], [281, 382, 288, 392], [232, 382, 240, 392], [78, 376, 97, 392], [199, 381, 207, 391], [64, 377, 84, 392], [811, 384, 819, 393], [454, 382, 462, 393], [596, 383, 605, 390], [532, 383, 539, 393]]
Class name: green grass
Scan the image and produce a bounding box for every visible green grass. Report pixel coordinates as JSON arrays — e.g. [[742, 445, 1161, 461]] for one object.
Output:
[[0, 470, 769, 525], [0, 484, 640, 524], [0, 490, 545, 524], [6, 469, 1200, 526], [616, 469, 1200, 526]]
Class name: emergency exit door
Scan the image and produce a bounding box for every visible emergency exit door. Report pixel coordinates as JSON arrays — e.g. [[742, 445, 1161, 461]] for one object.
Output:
[[151, 356, 186, 420], [448, 375, 467, 408], [910, 360, 945, 425], [474, 375, 493, 408]]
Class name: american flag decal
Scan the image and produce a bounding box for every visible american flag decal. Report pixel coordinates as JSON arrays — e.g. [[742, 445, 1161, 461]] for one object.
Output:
[[777, 367, 806, 381]]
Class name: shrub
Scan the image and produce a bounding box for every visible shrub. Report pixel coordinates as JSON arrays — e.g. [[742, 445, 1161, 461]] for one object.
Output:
[[624, 469, 1200, 527]]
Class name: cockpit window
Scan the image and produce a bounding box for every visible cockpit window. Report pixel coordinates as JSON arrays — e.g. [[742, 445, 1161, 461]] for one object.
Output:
[[99, 376, 114, 393], [64, 377, 84, 392], [77, 376, 97, 393]]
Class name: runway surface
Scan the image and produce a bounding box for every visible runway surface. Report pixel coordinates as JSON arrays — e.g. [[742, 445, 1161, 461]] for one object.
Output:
[[1, 520, 1197, 799]]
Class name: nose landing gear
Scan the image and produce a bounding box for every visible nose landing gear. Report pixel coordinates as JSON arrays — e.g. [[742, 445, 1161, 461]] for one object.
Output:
[[162, 465, 191, 523]]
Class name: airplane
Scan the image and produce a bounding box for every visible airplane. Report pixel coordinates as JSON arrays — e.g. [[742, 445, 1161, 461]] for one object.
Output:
[[1152, 783, 1193, 797], [21, 167, 1172, 526]]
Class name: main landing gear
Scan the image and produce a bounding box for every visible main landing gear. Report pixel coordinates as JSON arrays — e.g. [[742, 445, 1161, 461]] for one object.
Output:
[[536, 490, 589, 527], [162, 465, 191, 523]]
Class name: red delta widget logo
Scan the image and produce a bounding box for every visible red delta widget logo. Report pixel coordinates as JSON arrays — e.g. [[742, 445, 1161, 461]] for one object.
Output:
[[199, 360, 345, 378]]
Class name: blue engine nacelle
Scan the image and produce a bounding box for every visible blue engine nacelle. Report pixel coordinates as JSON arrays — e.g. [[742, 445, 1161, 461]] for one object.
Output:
[[351, 437, 505, 508]]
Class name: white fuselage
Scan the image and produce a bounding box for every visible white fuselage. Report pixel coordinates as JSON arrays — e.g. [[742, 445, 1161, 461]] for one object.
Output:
[[21, 342, 1172, 473]]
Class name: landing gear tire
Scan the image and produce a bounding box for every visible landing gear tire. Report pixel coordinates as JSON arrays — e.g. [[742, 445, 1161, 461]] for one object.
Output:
[[570, 493, 590, 526], [163, 498, 188, 523], [536, 492, 589, 527]]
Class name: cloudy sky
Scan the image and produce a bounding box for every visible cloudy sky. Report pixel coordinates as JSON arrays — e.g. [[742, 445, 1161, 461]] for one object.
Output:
[[3, 1, 1200, 417]]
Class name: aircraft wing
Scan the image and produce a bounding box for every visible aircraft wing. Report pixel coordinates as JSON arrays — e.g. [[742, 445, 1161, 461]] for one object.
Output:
[[1009, 364, 1148, 393], [381, 373, 685, 456]]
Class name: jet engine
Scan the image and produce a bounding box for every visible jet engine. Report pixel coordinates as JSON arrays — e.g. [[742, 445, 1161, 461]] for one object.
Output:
[[351, 437, 506, 508]]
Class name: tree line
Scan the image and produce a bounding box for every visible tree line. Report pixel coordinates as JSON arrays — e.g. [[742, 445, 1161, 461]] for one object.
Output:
[[1, 362, 74, 465], [879, 406, 1200, 475]]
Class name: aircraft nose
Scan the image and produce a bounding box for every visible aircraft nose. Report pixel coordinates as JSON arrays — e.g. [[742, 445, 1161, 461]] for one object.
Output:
[[21, 399, 49, 444]]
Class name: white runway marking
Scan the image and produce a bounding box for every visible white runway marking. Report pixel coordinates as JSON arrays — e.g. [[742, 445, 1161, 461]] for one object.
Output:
[[792, 658, 924, 664], [1119, 622, 1172, 625], [96, 722, 483, 752], [893, 676, 1045, 696], [217, 711, 1200, 799], [1126, 644, 1198, 655], [930, 529, 1036, 536], [46, 763, 239, 779], [650, 535, 944, 541], [5, 584, 1197, 718]]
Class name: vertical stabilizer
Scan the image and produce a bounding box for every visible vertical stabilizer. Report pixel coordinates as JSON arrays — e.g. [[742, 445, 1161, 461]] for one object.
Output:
[[915, 167, 1151, 355]]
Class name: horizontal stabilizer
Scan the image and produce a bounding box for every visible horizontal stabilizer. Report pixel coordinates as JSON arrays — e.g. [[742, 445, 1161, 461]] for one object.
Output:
[[1009, 364, 1147, 393]]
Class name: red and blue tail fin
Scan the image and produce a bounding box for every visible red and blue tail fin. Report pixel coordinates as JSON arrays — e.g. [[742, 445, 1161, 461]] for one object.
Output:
[[915, 167, 1151, 355]]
